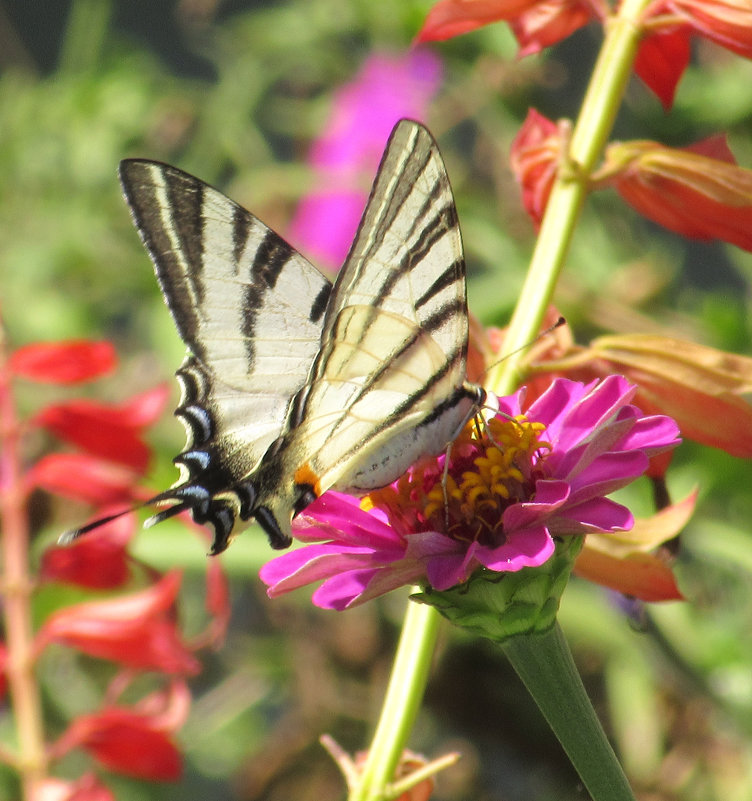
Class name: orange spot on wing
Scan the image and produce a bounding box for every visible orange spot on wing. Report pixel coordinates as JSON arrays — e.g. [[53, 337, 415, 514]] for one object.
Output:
[[294, 464, 321, 496]]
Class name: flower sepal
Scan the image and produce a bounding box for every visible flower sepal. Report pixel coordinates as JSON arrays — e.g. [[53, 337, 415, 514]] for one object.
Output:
[[412, 535, 583, 643]]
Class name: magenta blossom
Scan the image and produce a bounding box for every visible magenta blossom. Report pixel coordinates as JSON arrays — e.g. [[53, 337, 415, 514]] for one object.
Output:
[[259, 376, 681, 610], [287, 50, 442, 268]]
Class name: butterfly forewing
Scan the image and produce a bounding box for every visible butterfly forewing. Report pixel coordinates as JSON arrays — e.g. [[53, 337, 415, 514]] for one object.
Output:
[[117, 160, 331, 526], [249, 121, 483, 547]]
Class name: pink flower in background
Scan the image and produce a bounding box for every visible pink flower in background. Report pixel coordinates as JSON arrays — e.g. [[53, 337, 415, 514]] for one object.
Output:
[[288, 50, 443, 267], [260, 376, 680, 610]]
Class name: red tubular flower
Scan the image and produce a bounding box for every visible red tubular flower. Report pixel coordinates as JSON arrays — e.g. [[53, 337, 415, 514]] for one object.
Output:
[[509, 109, 560, 225], [52, 684, 189, 781], [604, 137, 752, 251], [584, 333, 752, 457], [510, 0, 595, 56], [573, 491, 694, 600], [418, 0, 540, 41], [34, 385, 170, 473], [416, 0, 596, 53], [40, 515, 134, 589], [655, 0, 752, 59], [71, 712, 181, 780], [204, 559, 231, 645], [634, 27, 692, 110], [27, 453, 143, 506], [9, 340, 116, 384], [36, 572, 200, 674]]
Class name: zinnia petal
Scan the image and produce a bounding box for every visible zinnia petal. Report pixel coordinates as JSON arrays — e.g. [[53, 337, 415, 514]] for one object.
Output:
[[476, 525, 555, 571]]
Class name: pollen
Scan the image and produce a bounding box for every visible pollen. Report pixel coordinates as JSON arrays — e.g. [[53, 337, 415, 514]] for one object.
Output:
[[429, 415, 549, 543], [363, 414, 550, 547]]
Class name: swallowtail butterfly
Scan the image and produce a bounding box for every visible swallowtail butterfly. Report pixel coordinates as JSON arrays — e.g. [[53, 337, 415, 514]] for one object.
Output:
[[63, 120, 486, 553]]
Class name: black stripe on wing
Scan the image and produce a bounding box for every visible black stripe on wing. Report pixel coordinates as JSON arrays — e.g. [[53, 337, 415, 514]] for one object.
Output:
[[415, 259, 463, 310], [119, 161, 205, 355], [358, 143, 435, 275], [232, 205, 252, 265], [241, 229, 302, 353], [320, 298, 469, 443]]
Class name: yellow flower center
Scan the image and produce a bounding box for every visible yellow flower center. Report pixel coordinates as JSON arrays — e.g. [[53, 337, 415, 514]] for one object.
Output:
[[364, 415, 550, 546]]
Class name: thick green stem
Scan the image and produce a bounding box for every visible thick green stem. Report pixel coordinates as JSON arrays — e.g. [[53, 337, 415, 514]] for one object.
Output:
[[349, 598, 440, 801], [503, 623, 636, 801], [491, 0, 654, 395]]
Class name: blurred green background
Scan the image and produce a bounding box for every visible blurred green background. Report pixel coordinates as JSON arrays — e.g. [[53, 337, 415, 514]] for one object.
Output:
[[2, 0, 752, 799]]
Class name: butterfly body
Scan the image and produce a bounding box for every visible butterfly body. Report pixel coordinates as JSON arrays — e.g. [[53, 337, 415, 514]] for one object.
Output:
[[113, 120, 485, 553]]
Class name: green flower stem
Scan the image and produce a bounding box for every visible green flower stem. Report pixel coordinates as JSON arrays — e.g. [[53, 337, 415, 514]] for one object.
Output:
[[491, 0, 654, 395], [486, 4, 652, 799], [349, 598, 441, 801], [502, 623, 636, 801]]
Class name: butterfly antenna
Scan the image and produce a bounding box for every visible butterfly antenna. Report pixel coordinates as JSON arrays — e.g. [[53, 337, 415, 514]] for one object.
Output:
[[483, 316, 566, 377], [58, 487, 191, 547], [58, 507, 138, 545], [143, 501, 190, 528]]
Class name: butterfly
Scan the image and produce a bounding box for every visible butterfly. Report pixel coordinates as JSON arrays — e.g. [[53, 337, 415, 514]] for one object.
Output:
[[62, 119, 487, 554]]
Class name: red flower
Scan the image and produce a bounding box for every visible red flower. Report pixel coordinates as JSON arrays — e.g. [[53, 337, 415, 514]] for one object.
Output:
[[75, 714, 181, 779], [635, 1, 751, 106], [52, 684, 188, 781], [509, 109, 560, 224], [510, 0, 595, 56], [604, 136, 752, 251], [9, 341, 116, 384], [654, 0, 752, 59], [40, 514, 134, 589], [36, 572, 200, 674], [634, 27, 692, 110], [582, 333, 752, 458], [573, 492, 694, 600], [34, 385, 170, 473], [204, 559, 231, 645], [416, 0, 597, 55], [28, 453, 143, 506]]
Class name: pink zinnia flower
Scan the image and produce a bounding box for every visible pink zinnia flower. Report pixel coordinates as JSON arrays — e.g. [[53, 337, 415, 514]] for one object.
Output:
[[260, 376, 680, 610]]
